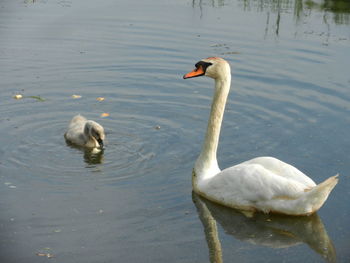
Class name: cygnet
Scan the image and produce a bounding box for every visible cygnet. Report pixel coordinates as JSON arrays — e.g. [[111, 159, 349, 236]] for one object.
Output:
[[64, 115, 105, 149]]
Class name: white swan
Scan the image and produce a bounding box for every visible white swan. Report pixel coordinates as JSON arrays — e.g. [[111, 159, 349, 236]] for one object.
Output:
[[64, 115, 105, 149], [183, 57, 338, 216]]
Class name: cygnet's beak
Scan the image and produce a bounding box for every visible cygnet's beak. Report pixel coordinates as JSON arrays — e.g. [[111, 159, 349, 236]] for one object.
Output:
[[97, 138, 104, 149]]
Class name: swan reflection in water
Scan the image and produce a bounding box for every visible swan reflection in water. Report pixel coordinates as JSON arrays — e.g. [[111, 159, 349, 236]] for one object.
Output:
[[83, 148, 104, 165], [192, 192, 336, 263], [65, 141, 104, 165]]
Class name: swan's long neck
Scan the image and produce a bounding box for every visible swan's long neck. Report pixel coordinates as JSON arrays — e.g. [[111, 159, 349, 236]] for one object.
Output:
[[195, 74, 231, 180]]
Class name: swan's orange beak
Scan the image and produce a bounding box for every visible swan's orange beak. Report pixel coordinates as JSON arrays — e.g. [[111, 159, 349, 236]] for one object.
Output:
[[183, 66, 205, 79]]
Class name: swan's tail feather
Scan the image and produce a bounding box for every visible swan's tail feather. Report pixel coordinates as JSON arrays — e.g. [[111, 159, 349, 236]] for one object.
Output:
[[302, 174, 339, 215]]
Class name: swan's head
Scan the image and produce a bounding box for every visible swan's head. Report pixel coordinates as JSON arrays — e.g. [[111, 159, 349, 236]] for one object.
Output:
[[183, 57, 230, 80], [84, 121, 105, 148]]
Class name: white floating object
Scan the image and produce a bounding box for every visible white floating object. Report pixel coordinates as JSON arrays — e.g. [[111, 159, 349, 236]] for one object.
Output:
[[13, 94, 23, 99]]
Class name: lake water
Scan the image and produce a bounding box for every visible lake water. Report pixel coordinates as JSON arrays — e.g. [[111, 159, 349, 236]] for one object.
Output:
[[0, 0, 349, 262]]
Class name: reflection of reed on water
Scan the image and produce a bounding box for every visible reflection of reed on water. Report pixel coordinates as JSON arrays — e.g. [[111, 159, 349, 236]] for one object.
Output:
[[192, 0, 350, 25], [304, 0, 350, 24], [193, 192, 336, 263]]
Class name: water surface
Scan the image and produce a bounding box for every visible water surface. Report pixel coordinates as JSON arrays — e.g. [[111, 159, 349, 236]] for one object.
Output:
[[0, 0, 349, 262]]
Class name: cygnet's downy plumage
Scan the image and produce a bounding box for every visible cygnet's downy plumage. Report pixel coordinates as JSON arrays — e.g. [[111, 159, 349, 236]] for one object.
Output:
[[64, 115, 105, 149]]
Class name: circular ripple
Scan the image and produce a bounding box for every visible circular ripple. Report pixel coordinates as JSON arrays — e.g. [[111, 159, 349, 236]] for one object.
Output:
[[0, 93, 196, 188]]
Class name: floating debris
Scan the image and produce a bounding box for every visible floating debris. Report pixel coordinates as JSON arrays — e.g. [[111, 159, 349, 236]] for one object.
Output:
[[71, 94, 82, 99], [96, 97, 105, 101], [4, 182, 16, 189], [13, 94, 23, 100], [36, 253, 54, 258], [13, 94, 45, 101], [100, 113, 109, 117], [27, 95, 46, 102], [36, 248, 54, 258]]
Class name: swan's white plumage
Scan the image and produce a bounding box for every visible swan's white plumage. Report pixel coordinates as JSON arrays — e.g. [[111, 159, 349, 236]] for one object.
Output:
[[184, 57, 338, 215], [198, 157, 314, 212]]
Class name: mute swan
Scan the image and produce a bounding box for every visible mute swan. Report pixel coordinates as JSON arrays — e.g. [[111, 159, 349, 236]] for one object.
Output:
[[64, 115, 105, 149], [183, 57, 338, 216]]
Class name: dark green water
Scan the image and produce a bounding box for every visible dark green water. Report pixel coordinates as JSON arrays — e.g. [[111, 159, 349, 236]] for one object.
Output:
[[0, 0, 349, 262]]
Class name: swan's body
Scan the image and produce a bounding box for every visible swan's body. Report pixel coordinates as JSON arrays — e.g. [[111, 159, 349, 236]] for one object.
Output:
[[64, 115, 105, 149], [184, 57, 338, 216]]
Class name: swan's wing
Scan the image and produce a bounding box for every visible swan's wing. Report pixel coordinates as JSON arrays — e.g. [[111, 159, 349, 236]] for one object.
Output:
[[242, 157, 316, 187], [200, 159, 315, 207]]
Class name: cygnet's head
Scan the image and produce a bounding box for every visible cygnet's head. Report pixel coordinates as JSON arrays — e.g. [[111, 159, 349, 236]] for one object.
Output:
[[183, 57, 230, 80], [84, 121, 105, 148]]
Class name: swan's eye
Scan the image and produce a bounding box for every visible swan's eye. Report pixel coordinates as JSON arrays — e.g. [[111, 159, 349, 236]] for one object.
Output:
[[195, 61, 212, 73]]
